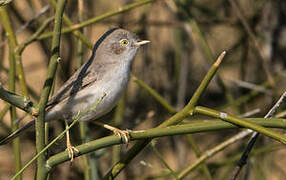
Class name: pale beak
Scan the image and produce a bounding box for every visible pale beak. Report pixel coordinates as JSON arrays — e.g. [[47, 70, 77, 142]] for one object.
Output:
[[134, 40, 150, 46]]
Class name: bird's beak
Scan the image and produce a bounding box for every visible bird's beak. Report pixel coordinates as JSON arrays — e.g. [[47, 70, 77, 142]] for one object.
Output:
[[134, 40, 150, 46]]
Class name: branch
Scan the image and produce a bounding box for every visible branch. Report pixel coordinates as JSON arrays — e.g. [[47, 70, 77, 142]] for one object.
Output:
[[230, 91, 286, 180], [0, 85, 37, 115], [228, 0, 275, 86], [35, 0, 67, 179], [38, 0, 158, 40], [46, 118, 286, 169], [193, 106, 286, 144]]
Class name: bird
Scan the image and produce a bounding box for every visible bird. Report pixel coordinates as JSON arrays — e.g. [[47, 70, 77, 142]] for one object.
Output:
[[0, 28, 150, 160]]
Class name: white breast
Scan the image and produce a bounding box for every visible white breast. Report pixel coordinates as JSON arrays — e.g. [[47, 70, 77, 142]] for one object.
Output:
[[45, 62, 131, 122]]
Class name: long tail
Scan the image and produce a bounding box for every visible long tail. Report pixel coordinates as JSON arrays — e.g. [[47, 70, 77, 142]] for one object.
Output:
[[0, 119, 35, 145]]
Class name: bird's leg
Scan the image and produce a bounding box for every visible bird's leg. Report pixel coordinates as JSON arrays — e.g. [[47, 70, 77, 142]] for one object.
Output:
[[65, 119, 79, 162], [93, 122, 131, 144]]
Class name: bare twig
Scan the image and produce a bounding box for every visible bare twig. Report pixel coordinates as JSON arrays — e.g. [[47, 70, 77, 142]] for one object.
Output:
[[178, 130, 252, 179], [239, 109, 261, 118], [225, 78, 271, 95], [39, 0, 158, 40], [151, 141, 179, 179], [230, 91, 286, 180], [15, 5, 50, 34], [228, 0, 275, 86]]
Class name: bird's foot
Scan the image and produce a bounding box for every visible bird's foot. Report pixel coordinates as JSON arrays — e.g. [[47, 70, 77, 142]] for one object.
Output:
[[66, 144, 79, 162], [93, 122, 132, 144], [111, 127, 131, 144]]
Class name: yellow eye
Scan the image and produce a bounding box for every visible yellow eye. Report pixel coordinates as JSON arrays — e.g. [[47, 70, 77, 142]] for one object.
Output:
[[120, 39, 129, 46]]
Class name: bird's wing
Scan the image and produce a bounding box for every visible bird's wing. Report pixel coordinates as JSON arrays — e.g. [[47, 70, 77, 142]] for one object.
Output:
[[46, 63, 99, 109]]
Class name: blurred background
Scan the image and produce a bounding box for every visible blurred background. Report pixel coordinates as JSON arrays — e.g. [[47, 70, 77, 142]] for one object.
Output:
[[0, 0, 286, 179]]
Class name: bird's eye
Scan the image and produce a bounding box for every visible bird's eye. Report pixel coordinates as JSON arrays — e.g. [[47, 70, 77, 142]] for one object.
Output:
[[120, 39, 129, 46]]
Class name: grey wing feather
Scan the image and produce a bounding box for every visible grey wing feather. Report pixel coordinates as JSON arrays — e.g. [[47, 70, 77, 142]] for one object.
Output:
[[46, 63, 99, 109]]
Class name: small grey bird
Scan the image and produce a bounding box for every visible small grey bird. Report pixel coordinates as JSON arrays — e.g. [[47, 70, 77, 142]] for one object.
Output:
[[0, 28, 150, 160]]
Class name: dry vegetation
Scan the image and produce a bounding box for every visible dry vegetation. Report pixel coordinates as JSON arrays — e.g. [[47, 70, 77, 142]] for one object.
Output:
[[0, 0, 286, 179]]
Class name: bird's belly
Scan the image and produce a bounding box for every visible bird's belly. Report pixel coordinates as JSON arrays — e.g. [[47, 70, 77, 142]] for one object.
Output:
[[46, 73, 129, 122]]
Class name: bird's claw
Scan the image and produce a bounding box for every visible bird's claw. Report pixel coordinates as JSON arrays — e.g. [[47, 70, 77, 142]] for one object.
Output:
[[113, 128, 131, 144], [66, 145, 79, 162]]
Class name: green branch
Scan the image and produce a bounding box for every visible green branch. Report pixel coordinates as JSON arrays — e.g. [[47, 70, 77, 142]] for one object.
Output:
[[0, 85, 37, 115], [48, 0, 93, 49], [187, 19, 238, 111], [194, 106, 286, 144], [0, 7, 28, 97], [38, 0, 158, 40], [177, 130, 250, 179], [0, 104, 11, 133], [151, 141, 179, 179], [131, 74, 176, 113], [46, 118, 286, 168], [0, 7, 22, 179], [16, 17, 54, 55], [35, 0, 67, 179]]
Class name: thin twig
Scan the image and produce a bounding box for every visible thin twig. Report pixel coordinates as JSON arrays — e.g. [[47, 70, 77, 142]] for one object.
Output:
[[228, 0, 275, 86], [0, 104, 11, 133], [178, 108, 261, 179], [0, 7, 22, 179], [151, 141, 179, 179], [15, 5, 50, 34], [194, 106, 286, 144], [178, 130, 252, 179], [0, 7, 29, 97], [17, 17, 54, 54], [167, 1, 239, 112], [225, 78, 271, 95], [239, 109, 261, 118], [132, 74, 176, 114], [186, 135, 212, 180], [229, 91, 286, 180], [48, 0, 93, 49], [38, 0, 158, 40]]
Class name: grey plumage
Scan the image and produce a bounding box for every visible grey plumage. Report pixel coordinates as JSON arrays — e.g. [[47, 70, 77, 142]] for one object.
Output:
[[0, 28, 149, 145]]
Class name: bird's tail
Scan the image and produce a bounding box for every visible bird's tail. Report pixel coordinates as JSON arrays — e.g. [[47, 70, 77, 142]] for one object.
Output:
[[0, 119, 35, 145]]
